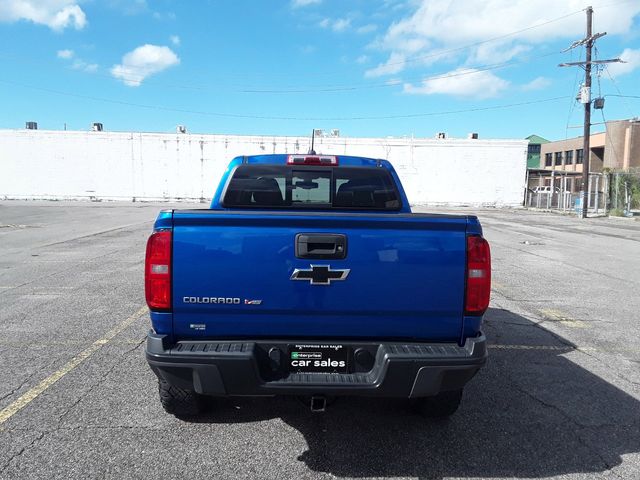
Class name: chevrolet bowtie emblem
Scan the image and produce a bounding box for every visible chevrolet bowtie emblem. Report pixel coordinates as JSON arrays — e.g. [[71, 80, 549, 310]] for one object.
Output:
[[290, 265, 350, 286]]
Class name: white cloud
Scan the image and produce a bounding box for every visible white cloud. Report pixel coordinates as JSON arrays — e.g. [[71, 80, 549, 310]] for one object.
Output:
[[404, 68, 509, 99], [111, 44, 180, 87], [57, 48, 97, 73], [371, 0, 640, 76], [365, 51, 407, 77], [469, 43, 531, 65], [607, 48, 640, 78], [319, 17, 351, 32], [0, 0, 87, 30], [356, 55, 370, 64], [357, 23, 377, 34], [291, 0, 321, 7], [152, 11, 175, 21], [57, 48, 74, 59], [170, 34, 180, 46], [333, 18, 350, 32], [522, 76, 552, 91], [72, 58, 97, 72]]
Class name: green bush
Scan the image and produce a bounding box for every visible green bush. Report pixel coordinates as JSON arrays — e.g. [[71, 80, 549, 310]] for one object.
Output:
[[609, 208, 625, 217]]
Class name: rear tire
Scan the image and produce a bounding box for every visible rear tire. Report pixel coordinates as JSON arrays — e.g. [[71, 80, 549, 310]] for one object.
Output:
[[412, 389, 463, 418], [158, 379, 206, 417]]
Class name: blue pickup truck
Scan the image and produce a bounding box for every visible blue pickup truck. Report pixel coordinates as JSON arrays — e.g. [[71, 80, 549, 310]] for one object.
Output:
[[144, 154, 490, 417]]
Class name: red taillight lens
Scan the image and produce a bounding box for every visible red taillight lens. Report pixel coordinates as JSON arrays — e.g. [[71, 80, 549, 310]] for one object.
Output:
[[145, 230, 172, 310], [465, 236, 491, 315], [286, 155, 338, 166]]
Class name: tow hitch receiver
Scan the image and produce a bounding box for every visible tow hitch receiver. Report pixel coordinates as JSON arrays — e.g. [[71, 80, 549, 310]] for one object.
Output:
[[310, 395, 327, 413]]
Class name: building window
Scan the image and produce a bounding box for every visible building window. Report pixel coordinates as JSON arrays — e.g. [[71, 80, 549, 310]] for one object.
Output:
[[554, 152, 563, 166], [528, 144, 541, 154], [545, 153, 553, 166], [565, 150, 573, 165], [576, 149, 584, 164]]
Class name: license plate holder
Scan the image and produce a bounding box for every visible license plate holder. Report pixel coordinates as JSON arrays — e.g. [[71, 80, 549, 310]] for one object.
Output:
[[288, 344, 348, 373]]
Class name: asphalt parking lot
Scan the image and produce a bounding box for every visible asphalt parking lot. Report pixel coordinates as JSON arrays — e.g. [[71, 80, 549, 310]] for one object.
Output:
[[0, 201, 639, 480]]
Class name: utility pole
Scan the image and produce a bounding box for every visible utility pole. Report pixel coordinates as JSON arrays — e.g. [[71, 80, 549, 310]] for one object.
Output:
[[559, 6, 622, 219], [581, 6, 593, 219]]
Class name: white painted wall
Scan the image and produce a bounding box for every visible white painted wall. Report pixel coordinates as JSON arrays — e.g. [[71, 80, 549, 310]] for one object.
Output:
[[0, 129, 528, 206]]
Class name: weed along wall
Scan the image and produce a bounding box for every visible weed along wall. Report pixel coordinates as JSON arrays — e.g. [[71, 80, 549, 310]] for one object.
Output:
[[0, 130, 527, 206]]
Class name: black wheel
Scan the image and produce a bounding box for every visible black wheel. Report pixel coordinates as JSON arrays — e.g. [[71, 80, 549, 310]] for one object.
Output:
[[158, 379, 206, 417], [411, 389, 463, 418]]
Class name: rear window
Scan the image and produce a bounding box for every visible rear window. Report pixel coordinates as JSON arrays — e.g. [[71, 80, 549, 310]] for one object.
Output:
[[222, 165, 402, 210]]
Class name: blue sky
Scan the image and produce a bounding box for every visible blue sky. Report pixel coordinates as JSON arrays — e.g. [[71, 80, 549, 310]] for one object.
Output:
[[0, 0, 639, 141]]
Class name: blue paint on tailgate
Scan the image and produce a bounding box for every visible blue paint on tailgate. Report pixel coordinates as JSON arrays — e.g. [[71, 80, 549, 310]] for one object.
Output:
[[170, 211, 467, 341]]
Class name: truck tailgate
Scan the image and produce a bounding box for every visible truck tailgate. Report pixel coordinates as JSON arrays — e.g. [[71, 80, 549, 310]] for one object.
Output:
[[171, 211, 467, 341]]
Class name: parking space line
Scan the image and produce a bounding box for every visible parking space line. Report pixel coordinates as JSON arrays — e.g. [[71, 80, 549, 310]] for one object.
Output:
[[0, 306, 148, 427], [539, 308, 588, 328], [489, 344, 608, 353], [0, 340, 144, 347], [491, 280, 507, 295], [489, 344, 573, 351]]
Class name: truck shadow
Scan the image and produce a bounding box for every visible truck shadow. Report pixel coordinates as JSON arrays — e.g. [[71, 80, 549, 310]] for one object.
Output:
[[190, 307, 640, 479]]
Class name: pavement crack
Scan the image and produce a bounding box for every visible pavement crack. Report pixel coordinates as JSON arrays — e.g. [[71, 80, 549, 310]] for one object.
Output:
[[0, 338, 146, 472], [0, 232, 149, 297], [508, 378, 625, 475], [0, 373, 37, 403], [568, 346, 640, 390], [56, 339, 146, 426], [0, 430, 47, 474]]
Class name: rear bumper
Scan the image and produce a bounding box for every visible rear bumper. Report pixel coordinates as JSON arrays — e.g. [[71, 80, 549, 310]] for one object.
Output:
[[145, 333, 487, 398]]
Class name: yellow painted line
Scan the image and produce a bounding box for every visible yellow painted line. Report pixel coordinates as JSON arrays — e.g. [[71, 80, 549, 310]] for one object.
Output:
[[490, 344, 601, 353], [491, 281, 507, 295], [0, 340, 144, 347], [0, 306, 148, 426], [489, 344, 572, 351], [539, 308, 588, 328]]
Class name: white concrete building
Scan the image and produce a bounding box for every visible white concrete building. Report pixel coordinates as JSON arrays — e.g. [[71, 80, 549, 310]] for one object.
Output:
[[0, 129, 528, 206]]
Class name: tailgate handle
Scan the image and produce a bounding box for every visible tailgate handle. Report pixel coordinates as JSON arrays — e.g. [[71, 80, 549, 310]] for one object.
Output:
[[295, 233, 347, 259]]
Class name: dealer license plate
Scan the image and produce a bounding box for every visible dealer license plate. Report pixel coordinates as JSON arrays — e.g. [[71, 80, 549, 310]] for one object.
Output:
[[288, 344, 348, 373]]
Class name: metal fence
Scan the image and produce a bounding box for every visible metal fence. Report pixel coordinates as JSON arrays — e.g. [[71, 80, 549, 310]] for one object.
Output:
[[525, 169, 640, 216], [609, 169, 640, 217], [525, 173, 608, 214]]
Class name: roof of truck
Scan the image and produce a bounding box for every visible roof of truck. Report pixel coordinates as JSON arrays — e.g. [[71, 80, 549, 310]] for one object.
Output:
[[230, 154, 387, 168]]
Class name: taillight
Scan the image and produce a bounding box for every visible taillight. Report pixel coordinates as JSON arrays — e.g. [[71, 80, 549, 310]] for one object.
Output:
[[465, 235, 491, 315], [287, 155, 338, 166], [145, 230, 172, 310]]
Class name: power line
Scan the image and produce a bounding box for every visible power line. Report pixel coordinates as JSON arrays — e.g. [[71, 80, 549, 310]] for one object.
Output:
[[604, 94, 640, 99], [239, 51, 563, 93], [0, 3, 615, 95], [359, 0, 636, 74], [0, 0, 633, 89], [565, 47, 583, 139], [0, 78, 569, 121], [0, 48, 563, 94], [0, 5, 608, 88], [599, 108, 621, 167], [602, 66, 638, 117], [364, 9, 586, 72]]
